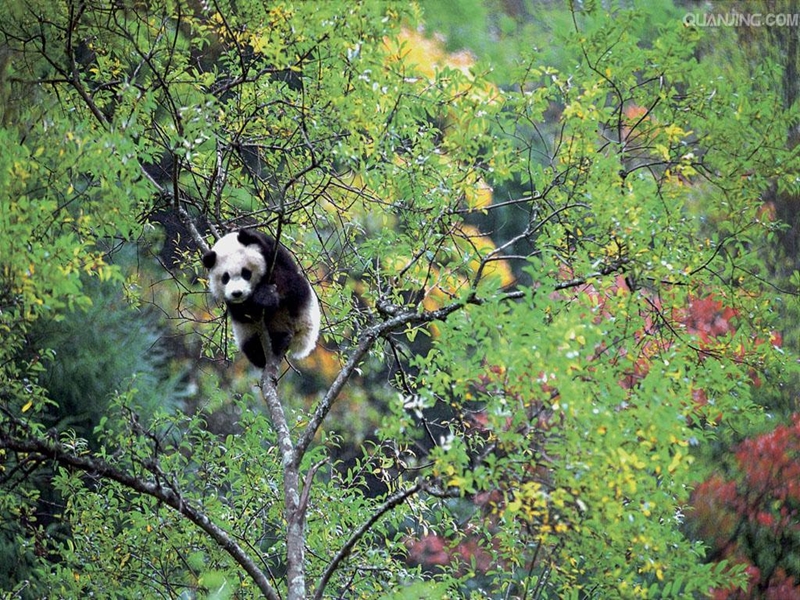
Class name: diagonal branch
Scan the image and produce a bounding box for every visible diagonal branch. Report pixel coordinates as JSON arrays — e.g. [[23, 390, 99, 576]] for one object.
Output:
[[312, 480, 424, 600], [294, 301, 466, 463], [296, 249, 630, 465], [0, 430, 280, 600]]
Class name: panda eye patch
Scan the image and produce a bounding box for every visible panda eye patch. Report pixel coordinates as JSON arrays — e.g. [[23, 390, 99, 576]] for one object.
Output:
[[221, 273, 230, 285], [242, 268, 252, 281]]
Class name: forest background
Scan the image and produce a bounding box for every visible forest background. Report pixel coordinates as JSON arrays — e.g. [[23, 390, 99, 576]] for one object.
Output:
[[1, 0, 800, 598]]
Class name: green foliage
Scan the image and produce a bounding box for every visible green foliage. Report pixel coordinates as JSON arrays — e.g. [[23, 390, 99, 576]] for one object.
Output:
[[412, 269, 760, 595], [0, 0, 798, 599], [42, 399, 282, 597], [35, 278, 187, 438]]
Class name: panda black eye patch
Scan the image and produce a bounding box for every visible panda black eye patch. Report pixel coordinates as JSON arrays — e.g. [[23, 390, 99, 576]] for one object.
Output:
[[222, 273, 230, 284], [242, 268, 252, 281]]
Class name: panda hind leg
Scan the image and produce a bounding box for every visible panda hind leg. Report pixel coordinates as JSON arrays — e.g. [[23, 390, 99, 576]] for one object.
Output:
[[268, 328, 293, 359]]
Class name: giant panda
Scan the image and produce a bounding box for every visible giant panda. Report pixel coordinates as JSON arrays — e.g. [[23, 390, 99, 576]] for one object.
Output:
[[202, 228, 320, 368]]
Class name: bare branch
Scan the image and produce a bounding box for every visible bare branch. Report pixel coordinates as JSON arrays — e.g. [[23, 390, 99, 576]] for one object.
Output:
[[312, 480, 424, 600]]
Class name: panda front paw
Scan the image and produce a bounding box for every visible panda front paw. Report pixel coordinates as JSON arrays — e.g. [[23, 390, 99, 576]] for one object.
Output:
[[252, 283, 280, 309]]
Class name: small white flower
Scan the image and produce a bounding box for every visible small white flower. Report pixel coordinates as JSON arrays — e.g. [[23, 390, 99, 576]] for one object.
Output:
[[402, 394, 425, 419], [438, 433, 454, 452]]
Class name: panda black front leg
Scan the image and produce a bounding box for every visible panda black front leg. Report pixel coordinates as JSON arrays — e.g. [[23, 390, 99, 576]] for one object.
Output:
[[252, 282, 280, 309], [241, 334, 268, 369]]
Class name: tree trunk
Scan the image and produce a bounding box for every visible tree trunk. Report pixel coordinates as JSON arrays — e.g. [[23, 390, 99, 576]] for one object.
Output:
[[260, 347, 306, 600]]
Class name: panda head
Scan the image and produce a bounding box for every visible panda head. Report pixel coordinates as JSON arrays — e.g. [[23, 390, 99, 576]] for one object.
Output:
[[202, 231, 267, 304]]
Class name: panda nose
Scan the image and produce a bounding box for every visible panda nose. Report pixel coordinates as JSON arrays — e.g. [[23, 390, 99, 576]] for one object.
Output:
[[231, 290, 242, 298]]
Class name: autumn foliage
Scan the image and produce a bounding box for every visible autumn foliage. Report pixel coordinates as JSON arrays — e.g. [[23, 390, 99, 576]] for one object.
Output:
[[689, 415, 800, 598], [407, 281, 772, 581]]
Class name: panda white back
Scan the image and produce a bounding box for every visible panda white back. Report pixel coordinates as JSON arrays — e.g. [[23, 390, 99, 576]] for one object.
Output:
[[289, 290, 321, 359]]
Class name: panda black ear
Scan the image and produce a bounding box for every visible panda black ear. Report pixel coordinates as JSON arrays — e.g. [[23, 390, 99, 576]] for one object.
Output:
[[202, 250, 217, 269], [237, 229, 260, 246]]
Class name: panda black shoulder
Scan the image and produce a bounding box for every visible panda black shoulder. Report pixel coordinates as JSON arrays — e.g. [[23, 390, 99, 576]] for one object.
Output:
[[238, 229, 312, 310]]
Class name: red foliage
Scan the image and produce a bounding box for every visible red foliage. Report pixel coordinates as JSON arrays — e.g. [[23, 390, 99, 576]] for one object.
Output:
[[576, 278, 781, 395], [405, 530, 495, 574], [574, 277, 743, 390], [406, 533, 451, 567], [682, 296, 738, 343], [711, 566, 798, 600], [690, 415, 800, 598]]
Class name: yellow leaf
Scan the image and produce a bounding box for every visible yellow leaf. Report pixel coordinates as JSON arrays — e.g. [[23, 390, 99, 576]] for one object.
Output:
[[448, 475, 466, 488], [668, 451, 683, 473], [655, 144, 670, 161], [464, 179, 493, 210], [21, 401, 32, 413]]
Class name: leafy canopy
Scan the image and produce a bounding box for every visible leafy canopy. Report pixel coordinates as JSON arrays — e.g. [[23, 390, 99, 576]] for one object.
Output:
[[0, 0, 797, 598]]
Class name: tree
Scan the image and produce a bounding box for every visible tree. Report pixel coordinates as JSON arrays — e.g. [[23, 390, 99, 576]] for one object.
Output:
[[0, 0, 797, 598]]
